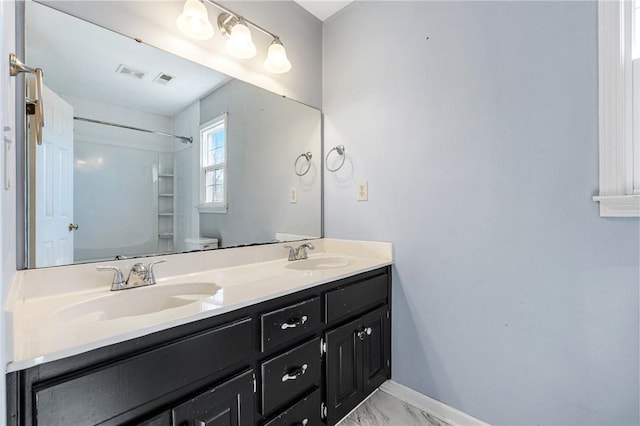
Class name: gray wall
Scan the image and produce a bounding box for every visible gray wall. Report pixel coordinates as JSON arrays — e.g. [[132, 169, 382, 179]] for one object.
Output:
[[323, 2, 639, 425], [199, 79, 322, 247]]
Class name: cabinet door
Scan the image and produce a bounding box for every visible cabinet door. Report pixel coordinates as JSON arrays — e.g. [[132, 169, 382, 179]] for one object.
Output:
[[361, 306, 390, 395], [171, 370, 255, 426], [325, 318, 363, 425]]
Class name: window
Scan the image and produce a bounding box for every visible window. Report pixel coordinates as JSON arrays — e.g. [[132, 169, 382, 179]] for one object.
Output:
[[199, 114, 227, 213], [594, 0, 640, 216]]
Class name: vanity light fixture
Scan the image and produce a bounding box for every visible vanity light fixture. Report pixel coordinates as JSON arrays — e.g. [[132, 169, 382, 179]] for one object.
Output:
[[176, 0, 292, 73], [176, 0, 214, 40], [264, 38, 291, 74], [218, 14, 257, 59]]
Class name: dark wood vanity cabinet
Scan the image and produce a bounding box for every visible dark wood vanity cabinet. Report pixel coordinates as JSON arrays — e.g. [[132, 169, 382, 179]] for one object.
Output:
[[6, 266, 391, 426], [325, 307, 390, 425]]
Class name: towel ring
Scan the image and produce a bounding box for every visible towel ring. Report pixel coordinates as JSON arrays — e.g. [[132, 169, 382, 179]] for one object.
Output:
[[326, 145, 346, 172], [295, 152, 313, 176]]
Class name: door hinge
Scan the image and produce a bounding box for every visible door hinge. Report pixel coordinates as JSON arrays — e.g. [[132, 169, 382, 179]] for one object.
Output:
[[320, 338, 327, 355], [252, 373, 257, 393], [321, 402, 328, 419]]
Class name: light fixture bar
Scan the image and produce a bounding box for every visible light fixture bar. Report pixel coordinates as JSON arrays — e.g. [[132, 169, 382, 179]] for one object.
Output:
[[203, 0, 279, 40]]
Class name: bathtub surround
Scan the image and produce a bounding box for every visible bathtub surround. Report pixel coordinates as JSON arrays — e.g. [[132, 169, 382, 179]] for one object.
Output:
[[323, 2, 639, 425], [62, 95, 175, 261]]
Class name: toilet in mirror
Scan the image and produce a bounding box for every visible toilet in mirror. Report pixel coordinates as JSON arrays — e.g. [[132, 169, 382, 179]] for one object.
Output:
[[21, 1, 322, 268]]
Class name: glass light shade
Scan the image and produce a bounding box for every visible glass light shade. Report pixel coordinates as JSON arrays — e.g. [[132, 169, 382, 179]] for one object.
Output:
[[225, 22, 257, 59], [176, 0, 214, 40], [264, 41, 291, 74]]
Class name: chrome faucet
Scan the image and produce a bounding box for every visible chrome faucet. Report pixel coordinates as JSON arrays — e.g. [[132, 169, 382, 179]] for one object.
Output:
[[284, 243, 315, 261], [98, 259, 166, 291]]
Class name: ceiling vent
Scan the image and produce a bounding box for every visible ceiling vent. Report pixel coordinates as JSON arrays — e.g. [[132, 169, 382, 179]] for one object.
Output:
[[115, 64, 146, 80], [153, 73, 175, 85]]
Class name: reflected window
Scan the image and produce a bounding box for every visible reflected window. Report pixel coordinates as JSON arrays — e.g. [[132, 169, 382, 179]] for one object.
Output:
[[199, 113, 228, 213]]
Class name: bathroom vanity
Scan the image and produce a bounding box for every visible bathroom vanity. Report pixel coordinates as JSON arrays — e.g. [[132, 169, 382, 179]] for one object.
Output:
[[5, 240, 392, 426]]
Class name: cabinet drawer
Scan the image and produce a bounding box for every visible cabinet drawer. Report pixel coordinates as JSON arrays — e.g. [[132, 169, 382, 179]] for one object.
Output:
[[325, 274, 388, 324], [34, 318, 253, 426], [172, 369, 255, 426], [263, 389, 322, 426], [261, 337, 322, 415], [261, 297, 321, 352]]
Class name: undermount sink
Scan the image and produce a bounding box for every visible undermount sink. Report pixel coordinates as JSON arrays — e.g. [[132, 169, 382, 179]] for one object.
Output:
[[285, 256, 351, 271], [54, 282, 221, 321]]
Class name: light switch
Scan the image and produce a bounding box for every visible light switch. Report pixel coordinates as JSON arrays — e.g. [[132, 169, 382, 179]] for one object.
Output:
[[290, 186, 298, 203], [357, 181, 368, 201]]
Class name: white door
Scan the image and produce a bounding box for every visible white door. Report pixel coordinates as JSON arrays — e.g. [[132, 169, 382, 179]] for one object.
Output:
[[34, 85, 74, 267]]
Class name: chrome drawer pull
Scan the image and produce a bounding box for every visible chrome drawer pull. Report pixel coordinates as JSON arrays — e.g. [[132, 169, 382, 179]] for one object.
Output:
[[280, 315, 308, 330], [293, 419, 309, 426], [281, 364, 308, 382]]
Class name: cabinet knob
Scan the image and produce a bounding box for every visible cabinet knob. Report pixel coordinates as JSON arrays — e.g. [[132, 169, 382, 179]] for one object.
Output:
[[357, 327, 372, 340], [281, 364, 308, 382], [280, 315, 308, 330], [293, 420, 309, 426]]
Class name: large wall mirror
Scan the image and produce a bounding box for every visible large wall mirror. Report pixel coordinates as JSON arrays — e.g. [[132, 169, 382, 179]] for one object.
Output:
[[22, 1, 322, 268]]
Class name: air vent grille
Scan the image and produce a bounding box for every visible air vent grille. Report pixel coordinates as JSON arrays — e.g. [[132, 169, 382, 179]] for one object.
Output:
[[153, 73, 175, 85], [115, 64, 146, 80]]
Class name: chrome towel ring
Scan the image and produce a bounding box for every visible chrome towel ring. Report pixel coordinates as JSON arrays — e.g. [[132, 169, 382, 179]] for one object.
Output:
[[295, 152, 313, 176], [326, 145, 345, 172]]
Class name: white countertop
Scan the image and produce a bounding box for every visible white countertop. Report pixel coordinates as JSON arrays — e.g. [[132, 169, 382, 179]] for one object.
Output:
[[5, 239, 392, 372]]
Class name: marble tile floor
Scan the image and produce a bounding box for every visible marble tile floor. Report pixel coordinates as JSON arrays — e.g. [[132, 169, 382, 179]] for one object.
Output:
[[338, 390, 455, 426]]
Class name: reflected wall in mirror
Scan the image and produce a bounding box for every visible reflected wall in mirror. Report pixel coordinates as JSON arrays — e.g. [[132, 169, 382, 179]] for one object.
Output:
[[24, 1, 321, 268]]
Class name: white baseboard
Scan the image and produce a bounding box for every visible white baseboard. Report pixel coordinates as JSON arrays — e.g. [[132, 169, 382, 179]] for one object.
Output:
[[380, 380, 492, 426]]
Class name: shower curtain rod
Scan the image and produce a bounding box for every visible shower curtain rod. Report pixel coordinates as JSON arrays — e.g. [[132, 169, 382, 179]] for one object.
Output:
[[73, 116, 193, 144]]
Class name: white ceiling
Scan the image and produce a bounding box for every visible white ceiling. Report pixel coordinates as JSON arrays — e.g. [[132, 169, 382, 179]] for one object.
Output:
[[294, 0, 353, 21], [26, 2, 230, 117]]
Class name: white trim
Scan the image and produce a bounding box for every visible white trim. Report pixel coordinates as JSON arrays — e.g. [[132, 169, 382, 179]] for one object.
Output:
[[380, 380, 492, 426], [633, 57, 639, 190], [595, 0, 638, 217], [199, 113, 228, 214], [592, 194, 640, 216], [196, 203, 228, 214]]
